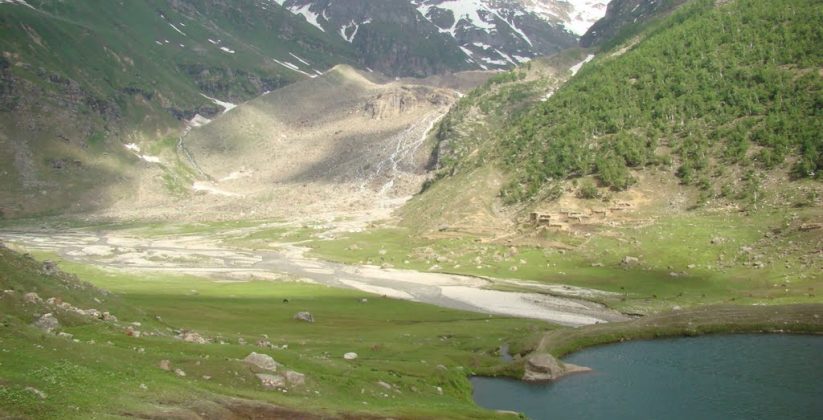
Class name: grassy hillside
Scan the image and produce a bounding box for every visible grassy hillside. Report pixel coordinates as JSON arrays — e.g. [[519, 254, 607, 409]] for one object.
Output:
[[0, 244, 551, 418], [0, 0, 357, 218]]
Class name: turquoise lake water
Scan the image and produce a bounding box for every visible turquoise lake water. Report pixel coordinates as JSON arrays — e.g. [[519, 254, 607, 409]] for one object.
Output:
[[471, 335, 823, 420]]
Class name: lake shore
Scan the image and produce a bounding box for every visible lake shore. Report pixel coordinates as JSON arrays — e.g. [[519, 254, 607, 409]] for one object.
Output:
[[476, 303, 823, 382]]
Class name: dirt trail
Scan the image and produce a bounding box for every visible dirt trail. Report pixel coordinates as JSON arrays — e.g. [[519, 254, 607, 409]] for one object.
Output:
[[1, 228, 627, 327]]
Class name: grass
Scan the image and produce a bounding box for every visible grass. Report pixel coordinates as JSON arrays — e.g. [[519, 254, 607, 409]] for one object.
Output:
[[223, 225, 321, 249], [0, 247, 549, 419], [1, 207, 820, 417], [533, 303, 823, 359], [307, 206, 822, 313]]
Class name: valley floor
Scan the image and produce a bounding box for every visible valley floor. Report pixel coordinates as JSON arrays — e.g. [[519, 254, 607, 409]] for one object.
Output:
[[1, 211, 821, 419], [1, 222, 625, 327]]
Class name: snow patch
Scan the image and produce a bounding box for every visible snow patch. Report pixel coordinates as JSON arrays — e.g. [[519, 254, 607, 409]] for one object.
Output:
[[430, 0, 496, 36], [288, 52, 310, 66], [493, 10, 533, 47], [523, 0, 609, 36], [187, 114, 212, 128], [494, 48, 518, 66], [459, 46, 475, 61], [201, 94, 237, 113], [168, 23, 186, 36], [339, 21, 359, 43], [0, 0, 36, 10], [569, 54, 595, 76], [563, 0, 609, 36], [124, 143, 162, 164], [192, 182, 240, 197], [288, 3, 325, 32], [273, 58, 315, 78]]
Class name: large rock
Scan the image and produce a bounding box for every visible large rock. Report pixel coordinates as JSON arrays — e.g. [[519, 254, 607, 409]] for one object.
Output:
[[177, 330, 208, 344], [256, 373, 286, 389], [33, 313, 59, 332], [23, 292, 42, 304], [343, 352, 358, 361], [41, 261, 58, 276], [621, 256, 640, 266], [293, 312, 314, 323], [522, 353, 591, 382], [82, 308, 101, 318], [284, 370, 306, 386], [244, 352, 280, 371]]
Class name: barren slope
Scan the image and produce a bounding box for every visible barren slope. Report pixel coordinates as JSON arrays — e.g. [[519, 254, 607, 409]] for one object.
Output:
[[104, 65, 462, 221]]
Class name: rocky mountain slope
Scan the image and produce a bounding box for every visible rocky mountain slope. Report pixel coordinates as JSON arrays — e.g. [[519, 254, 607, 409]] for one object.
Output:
[[0, 0, 608, 220], [98, 65, 466, 220], [0, 0, 358, 218], [580, 0, 689, 47], [274, 0, 600, 73]]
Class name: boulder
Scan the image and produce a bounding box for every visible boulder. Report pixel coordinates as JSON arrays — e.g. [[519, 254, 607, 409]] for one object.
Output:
[[82, 308, 102, 318], [284, 370, 306, 386], [159, 360, 172, 371], [125, 326, 141, 337], [33, 313, 59, 332], [244, 352, 280, 371], [522, 353, 591, 382], [178, 331, 207, 344], [174, 368, 186, 377], [621, 256, 640, 266], [41, 261, 58, 276], [256, 373, 286, 389], [293, 311, 314, 323], [343, 352, 358, 361], [23, 292, 42, 304]]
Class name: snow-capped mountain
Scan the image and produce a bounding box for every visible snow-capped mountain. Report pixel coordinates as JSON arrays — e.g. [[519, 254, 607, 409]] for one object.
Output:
[[520, 0, 610, 36], [273, 0, 609, 73]]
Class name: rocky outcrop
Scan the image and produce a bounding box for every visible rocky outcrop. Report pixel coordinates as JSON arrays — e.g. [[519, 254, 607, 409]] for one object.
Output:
[[244, 352, 280, 372], [256, 373, 286, 389], [580, 0, 690, 48], [284, 370, 306, 386], [293, 311, 315, 323], [177, 330, 208, 344], [522, 352, 591, 382], [33, 313, 59, 333]]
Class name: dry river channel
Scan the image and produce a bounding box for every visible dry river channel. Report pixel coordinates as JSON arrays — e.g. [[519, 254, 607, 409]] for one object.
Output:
[[0, 228, 628, 327]]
